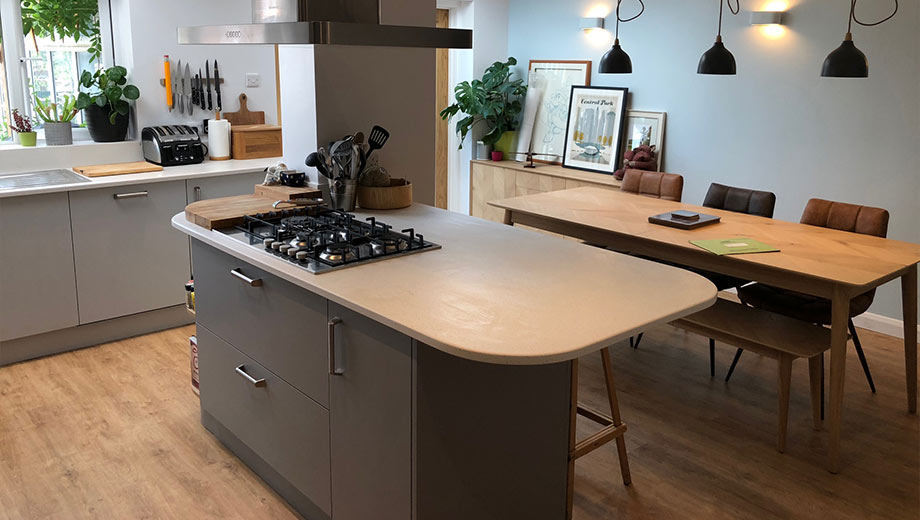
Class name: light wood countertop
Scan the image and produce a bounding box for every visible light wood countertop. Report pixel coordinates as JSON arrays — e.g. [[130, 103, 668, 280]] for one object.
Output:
[[172, 204, 716, 365]]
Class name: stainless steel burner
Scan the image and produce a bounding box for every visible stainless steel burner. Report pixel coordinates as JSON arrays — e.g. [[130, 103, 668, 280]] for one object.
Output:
[[320, 244, 357, 263], [371, 238, 407, 255]]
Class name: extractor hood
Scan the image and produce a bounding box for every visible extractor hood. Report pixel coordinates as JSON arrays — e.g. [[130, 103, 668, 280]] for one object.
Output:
[[178, 0, 472, 49]]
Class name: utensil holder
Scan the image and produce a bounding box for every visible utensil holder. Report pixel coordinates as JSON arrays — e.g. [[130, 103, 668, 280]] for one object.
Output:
[[323, 178, 359, 212]]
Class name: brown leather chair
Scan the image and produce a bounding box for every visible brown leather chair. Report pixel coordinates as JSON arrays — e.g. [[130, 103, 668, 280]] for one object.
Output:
[[621, 169, 684, 202], [729, 198, 889, 395]]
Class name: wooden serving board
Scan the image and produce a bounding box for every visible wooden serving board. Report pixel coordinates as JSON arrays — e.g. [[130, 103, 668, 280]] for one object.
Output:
[[223, 93, 265, 126], [253, 184, 321, 201], [185, 195, 280, 230], [73, 161, 163, 177]]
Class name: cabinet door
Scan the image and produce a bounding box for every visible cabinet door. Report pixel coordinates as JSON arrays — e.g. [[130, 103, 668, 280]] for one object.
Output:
[[186, 171, 266, 202], [70, 181, 190, 324], [329, 302, 412, 520], [470, 162, 515, 222], [0, 193, 79, 340]]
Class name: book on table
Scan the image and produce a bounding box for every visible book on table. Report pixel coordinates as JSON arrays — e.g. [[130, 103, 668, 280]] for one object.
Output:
[[690, 238, 780, 255]]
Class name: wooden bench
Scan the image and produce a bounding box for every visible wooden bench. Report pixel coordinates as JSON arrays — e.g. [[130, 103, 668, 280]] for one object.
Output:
[[671, 298, 831, 452]]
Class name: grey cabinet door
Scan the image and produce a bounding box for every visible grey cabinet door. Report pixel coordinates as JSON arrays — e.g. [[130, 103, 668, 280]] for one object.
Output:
[[0, 193, 79, 341], [70, 181, 190, 324], [328, 302, 412, 520], [186, 171, 266, 202]]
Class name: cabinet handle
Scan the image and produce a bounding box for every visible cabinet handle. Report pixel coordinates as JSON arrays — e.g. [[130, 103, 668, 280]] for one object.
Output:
[[235, 365, 266, 387], [230, 268, 263, 287], [113, 190, 148, 200], [194, 186, 202, 202], [328, 317, 344, 376]]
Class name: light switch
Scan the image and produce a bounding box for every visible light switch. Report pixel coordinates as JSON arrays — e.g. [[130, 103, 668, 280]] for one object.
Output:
[[245, 73, 261, 88]]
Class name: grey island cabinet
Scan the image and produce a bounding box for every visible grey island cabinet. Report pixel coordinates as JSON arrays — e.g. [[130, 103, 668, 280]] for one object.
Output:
[[175, 203, 717, 520]]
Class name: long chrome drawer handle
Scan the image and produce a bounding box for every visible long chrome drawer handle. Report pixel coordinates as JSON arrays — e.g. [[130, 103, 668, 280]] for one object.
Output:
[[230, 268, 263, 287], [113, 190, 148, 200], [328, 317, 344, 376], [235, 365, 266, 387]]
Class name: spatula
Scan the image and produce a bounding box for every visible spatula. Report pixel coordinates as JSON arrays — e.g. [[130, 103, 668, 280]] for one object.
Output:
[[365, 126, 390, 161]]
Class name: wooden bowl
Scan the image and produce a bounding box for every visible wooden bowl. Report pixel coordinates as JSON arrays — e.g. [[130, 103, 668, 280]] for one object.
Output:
[[357, 179, 413, 210]]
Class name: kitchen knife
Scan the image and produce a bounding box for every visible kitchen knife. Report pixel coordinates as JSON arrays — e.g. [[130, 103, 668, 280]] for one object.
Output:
[[185, 63, 193, 116], [205, 62, 213, 110], [213, 60, 222, 115], [199, 70, 206, 109], [177, 60, 185, 115], [192, 73, 200, 109]]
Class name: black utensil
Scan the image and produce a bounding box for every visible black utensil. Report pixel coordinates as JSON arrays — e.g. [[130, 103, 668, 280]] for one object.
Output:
[[205, 62, 213, 110], [193, 73, 201, 108], [306, 152, 331, 179], [213, 60, 222, 112], [198, 69, 205, 108], [366, 125, 390, 161]]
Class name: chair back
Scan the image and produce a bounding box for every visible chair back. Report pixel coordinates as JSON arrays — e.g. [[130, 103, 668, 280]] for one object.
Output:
[[621, 169, 684, 202], [800, 198, 889, 238], [703, 183, 776, 218]]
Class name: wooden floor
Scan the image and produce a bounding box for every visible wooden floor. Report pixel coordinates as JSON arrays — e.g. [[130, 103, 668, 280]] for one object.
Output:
[[0, 324, 917, 519]]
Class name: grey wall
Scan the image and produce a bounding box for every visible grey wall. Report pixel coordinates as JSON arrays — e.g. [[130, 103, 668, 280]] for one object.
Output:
[[507, 0, 919, 322]]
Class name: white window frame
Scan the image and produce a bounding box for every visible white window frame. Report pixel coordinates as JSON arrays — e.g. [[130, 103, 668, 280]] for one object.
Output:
[[0, 0, 115, 143]]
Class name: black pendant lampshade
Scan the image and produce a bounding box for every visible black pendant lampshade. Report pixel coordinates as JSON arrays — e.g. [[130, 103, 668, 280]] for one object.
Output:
[[600, 40, 633, 74], [821, 35, 868, 77], [697, 36, 736, 75]]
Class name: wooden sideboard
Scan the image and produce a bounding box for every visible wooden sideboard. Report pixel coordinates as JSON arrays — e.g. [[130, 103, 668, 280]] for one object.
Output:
[[470, 160, 621, 225]]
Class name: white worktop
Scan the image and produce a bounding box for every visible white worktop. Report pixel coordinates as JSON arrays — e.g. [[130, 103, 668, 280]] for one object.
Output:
[[0, 158, 283, 199], [173, 204, 717, 365]]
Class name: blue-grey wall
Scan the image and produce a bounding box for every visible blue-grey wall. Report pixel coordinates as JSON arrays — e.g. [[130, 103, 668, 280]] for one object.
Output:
[[508, 0, 919, 324]]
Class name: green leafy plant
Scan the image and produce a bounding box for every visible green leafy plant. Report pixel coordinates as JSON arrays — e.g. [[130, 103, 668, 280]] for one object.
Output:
[[19, 0, 102, 62], [34, 94, 79, 123], [75, 66, 140, 124], [440, 57, 527, 149]]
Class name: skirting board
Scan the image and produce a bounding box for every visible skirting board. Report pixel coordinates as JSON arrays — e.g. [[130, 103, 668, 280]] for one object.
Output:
[[0, 305, 194, 366]]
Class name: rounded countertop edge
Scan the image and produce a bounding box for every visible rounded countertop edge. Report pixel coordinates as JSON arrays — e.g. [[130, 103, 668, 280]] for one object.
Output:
[[172, 211, 719, 367]]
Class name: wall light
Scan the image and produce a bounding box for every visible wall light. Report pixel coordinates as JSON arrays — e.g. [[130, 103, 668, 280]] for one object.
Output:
[[750, 10, 785, 39], [580, 17, 606, 31]]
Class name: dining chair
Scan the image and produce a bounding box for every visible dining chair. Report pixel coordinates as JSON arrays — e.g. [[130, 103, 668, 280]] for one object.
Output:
[[729, 198, 889, 397]]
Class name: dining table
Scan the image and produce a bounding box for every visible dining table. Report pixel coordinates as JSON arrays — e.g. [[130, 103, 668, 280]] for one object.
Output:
[[490, 186, 920, 473]]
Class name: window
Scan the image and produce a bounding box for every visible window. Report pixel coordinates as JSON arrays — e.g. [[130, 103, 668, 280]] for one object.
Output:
[[0, 0, 109, 142]]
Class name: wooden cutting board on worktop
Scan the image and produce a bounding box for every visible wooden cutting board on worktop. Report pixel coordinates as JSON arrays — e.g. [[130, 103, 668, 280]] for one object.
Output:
[[185, 185, 322, 230], [223, 93, 264, 126], [73, 161, 163, 177]]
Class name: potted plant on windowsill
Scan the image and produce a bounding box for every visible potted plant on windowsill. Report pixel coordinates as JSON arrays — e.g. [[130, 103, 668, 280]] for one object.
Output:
[[11, 109, 37, 147], [34, 94, 79, 146], [439, 57, 527, 160], [75, 66, 140, 143]]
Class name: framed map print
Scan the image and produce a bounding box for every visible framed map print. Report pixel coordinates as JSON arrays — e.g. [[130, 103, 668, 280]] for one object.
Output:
[[562, 86, 629, 175], [526, 60, 592, 165]]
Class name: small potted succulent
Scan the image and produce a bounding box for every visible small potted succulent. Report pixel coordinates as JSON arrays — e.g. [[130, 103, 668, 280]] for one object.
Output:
[[75, 65, 140, 142], [11, 109, 37, 147], [34, 95, 78, 146]]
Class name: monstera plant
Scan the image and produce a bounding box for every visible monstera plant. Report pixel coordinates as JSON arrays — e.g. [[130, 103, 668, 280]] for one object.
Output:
[[440, 57, 527, 152], [75, 66, 140, 142]]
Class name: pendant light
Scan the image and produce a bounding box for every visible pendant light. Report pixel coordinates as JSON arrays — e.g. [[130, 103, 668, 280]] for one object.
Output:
[[821, 0, 898, 78], [599, 0, 645, 74], [698, 0, 740, 75]]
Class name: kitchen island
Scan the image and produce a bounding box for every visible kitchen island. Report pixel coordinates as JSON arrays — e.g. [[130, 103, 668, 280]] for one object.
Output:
[[172, 203, 716, 520]]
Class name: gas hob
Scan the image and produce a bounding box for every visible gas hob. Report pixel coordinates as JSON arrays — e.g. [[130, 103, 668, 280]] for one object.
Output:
[[219, 206, 440, 274]]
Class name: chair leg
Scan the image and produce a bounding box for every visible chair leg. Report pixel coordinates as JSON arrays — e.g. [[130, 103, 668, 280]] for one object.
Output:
[[632, 333, 644, 349], [709, 338, 716, 377], [725, 349, 743, 382], [600, 347, 631, 486], [777, 354, 793, 453], [848, 319, 876, 393], [808, 354, 823, 431], [820, 355, 825, 420]]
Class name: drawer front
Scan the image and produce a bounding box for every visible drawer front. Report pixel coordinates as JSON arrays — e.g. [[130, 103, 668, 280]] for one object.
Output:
[[69, 180, 191, 324], [192, 241, 329, 407], [198, 326, 332, 515]]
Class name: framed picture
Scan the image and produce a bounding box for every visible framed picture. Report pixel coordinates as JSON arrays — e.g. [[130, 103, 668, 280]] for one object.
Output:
[[623, 110, 667, 171], [526, 60, 592, 165], [562, 86, 629, 175]]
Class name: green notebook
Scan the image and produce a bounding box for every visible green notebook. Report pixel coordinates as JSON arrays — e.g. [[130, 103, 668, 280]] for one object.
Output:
[[690, 238, 780, 256]]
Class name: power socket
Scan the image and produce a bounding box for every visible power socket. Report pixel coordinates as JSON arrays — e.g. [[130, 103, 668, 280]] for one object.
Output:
[[245, 73, 261, 88]]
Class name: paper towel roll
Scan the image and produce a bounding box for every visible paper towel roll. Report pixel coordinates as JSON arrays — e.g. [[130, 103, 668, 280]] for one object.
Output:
[[516, 86, 544, 157], [208, 119, 231, 161]]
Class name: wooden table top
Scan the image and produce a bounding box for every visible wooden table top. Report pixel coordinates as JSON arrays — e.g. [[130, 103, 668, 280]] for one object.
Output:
[[491, 187, 920, 290]]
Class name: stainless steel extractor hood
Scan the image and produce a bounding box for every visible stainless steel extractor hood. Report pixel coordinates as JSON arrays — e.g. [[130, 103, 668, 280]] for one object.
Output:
[[179, 0, 472, 48]]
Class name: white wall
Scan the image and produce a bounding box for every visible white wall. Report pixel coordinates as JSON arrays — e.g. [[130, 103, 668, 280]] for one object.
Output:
[[507, 0, 919, 322]]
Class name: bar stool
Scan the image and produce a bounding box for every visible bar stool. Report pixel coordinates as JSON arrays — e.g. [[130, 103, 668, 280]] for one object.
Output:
[[566, 347, 631, 519]]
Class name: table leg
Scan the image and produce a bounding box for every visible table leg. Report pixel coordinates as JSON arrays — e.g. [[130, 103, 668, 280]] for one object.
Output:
[[503, 209, 513, 226], [566, 359, 578, 520], [827, 285, 850, 473], [903, 265, 918, 414]]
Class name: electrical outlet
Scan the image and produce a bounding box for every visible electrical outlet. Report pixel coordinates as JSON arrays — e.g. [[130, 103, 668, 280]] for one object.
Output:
[[245, 73, 261, 88]]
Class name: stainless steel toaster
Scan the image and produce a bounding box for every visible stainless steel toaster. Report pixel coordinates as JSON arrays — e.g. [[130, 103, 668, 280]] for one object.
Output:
[[142, 125, 206, 166]]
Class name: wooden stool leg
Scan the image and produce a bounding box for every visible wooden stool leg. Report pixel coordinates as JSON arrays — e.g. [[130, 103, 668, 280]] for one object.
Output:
[[777, 354, 793, 453], [566, 359, 578, 520], [808, 354, 823, 431], [600, 347, 632, 485]]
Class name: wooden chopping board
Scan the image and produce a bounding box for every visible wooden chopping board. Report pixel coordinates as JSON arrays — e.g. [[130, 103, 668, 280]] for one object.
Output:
[[253, 184, 321, 201], [223, 93, 265, 126], [74, 161, 163, 177], [186, 193, 320, 230]]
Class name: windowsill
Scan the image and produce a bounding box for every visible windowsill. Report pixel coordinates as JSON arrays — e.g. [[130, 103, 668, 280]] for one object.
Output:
[[0, 138, 139, 151]]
